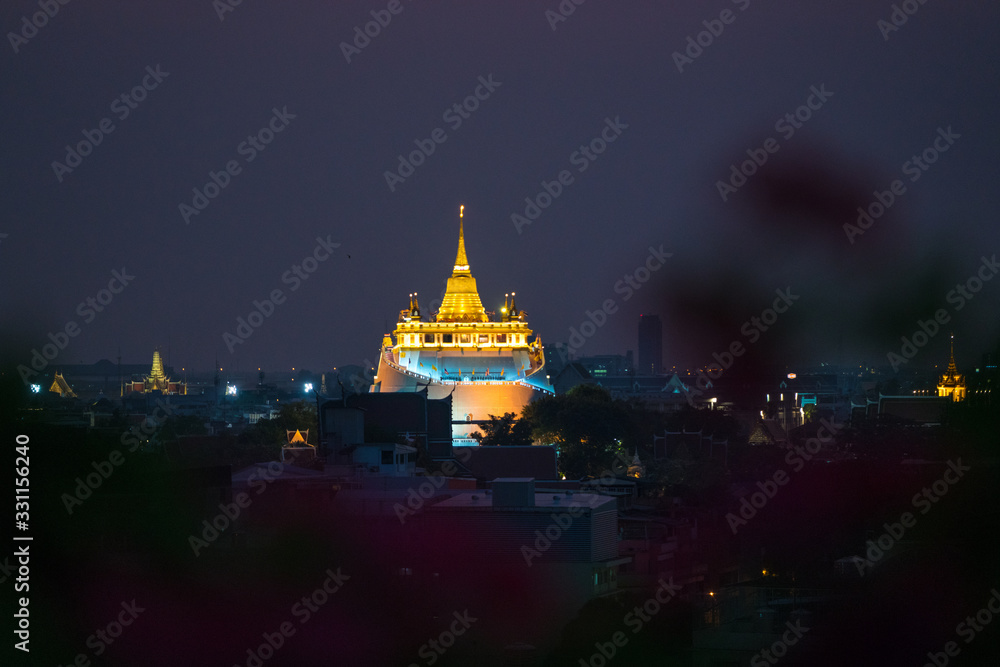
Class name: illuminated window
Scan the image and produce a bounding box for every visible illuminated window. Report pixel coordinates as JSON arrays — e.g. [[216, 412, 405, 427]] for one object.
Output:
[[496, 334, 507, 344], [424, 334, 435, 344], [460, 334, 471, 344], [442, 334, 453, 344], [478, 335, 489, 344]]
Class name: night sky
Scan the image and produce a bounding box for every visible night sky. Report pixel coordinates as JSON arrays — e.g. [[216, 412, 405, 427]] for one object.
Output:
[[3, 0, 999, 376]]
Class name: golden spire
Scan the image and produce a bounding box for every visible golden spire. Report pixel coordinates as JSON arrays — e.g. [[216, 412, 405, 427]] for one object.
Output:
[[453, 204, 470, 274], [437, 205, 487, 323], [946, 334, 959, 378], [151, 349, 165, 380]]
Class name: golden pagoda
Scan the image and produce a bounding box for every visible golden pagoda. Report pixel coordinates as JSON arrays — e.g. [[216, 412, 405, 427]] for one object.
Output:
[[372, 206, 552, 442], [125, 349, 187, 395], [49, 371, 78, 398], [937, 335, 966, 402]]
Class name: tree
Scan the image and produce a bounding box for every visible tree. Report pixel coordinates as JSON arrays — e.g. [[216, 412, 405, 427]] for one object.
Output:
[[470, 412, 533, 446], [522, 384, 630, 479], [802, 404, 817, 423]]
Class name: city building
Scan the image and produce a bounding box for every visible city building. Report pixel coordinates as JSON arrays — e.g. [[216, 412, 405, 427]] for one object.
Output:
[[371, 207, 554, 442], [638, 314, 663, 375]]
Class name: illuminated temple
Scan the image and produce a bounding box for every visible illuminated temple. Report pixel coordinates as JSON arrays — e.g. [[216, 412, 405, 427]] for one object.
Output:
[[371, 207, 553, 442], [937, 335, 966, 402], [124, 349, 187, 395]]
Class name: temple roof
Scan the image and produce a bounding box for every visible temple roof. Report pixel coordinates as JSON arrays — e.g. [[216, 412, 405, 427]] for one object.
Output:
[[436, 206, 488, 323]]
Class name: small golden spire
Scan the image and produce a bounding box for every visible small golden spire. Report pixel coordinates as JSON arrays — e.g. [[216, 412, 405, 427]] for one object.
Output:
[[453, 205, 469, 274]]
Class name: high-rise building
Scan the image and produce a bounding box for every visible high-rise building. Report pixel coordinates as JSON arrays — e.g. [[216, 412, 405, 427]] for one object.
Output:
[[371, 207, 554, 442], [637, 314, 663, 375]]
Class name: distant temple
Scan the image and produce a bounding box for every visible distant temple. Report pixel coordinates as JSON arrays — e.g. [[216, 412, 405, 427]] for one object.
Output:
[[49, 371, 78, 398], [371, 206, 554, 442], [937, 335, 966, 402], [124, 349, 187, 395]]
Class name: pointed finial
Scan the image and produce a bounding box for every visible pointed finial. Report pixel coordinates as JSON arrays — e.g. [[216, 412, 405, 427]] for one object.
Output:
[[453, 205, 470, 273]]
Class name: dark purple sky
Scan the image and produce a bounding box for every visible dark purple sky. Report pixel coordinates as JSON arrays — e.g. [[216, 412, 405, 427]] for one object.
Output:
[[3, 0, 999, 376]]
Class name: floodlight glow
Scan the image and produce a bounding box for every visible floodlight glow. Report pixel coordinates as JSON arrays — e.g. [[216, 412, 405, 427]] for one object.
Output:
[[30, 384, 41, 393], [226, 384, 237, 396], [304, 383, 314, 393]]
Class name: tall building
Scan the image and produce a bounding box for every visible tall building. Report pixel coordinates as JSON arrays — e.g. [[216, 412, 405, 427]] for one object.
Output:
[[637, 314, 663, 375], [937, 335, 966, 402], [371, 207, 554, 442]]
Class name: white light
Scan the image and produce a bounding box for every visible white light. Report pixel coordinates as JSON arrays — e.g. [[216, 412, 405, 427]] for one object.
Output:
[[30, 384, 41, 393], [304, 383, 314, 393], [226, 385, 237, 396]]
